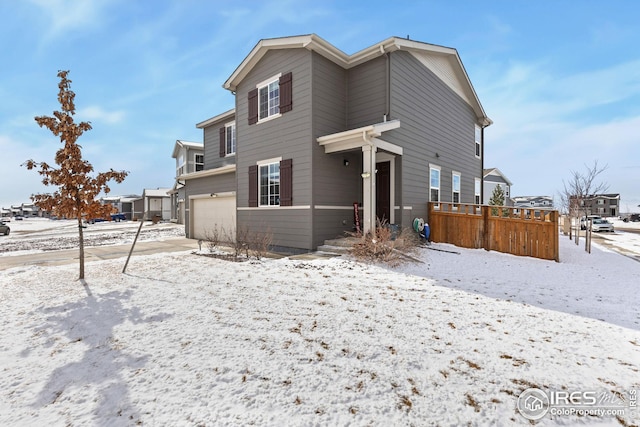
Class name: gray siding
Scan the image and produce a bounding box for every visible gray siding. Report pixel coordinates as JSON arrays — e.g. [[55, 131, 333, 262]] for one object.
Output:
[[184, 172, 236, 237], [235, 49, 314, 250], [311, 53, 360, 247], [347, 56, 388, 129], [203, 115, 236, 170], [388, 51, 482, 221]]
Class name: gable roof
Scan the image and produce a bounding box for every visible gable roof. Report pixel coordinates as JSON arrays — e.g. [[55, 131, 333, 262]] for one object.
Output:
[[223, 34, 491, 126], [196, 108, 235, 129], [172, 140, 203, 159], [483, 168, 513, 186]]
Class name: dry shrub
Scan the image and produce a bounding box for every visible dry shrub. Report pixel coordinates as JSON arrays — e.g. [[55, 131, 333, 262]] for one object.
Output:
[[349, 222, 420, 265]]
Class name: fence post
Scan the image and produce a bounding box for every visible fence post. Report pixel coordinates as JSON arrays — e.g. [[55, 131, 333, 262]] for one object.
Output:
[[482, 205, 490, 251]]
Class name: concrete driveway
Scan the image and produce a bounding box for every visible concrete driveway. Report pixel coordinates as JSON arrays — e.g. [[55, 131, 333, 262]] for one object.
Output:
[[0, 237, 199, 271]]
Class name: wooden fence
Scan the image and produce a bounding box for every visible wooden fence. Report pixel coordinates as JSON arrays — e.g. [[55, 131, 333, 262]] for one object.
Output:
[[427, 203, 559, 262]]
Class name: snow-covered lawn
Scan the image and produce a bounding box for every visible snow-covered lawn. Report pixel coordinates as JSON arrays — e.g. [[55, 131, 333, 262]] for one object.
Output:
[[0, 232, 638, 426]]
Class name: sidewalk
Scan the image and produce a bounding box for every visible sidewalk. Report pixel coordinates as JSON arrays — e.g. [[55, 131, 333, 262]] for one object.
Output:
[[0, 238, 200, 271]]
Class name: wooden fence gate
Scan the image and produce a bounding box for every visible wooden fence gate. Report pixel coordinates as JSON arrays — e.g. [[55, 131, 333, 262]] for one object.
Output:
[[427, 203, 559, 262]]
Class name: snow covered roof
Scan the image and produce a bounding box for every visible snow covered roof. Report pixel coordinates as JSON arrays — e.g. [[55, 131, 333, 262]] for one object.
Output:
[[143, 188, 171, 198]]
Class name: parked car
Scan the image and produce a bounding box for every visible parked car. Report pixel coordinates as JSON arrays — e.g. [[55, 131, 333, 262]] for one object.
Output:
[[623, 213, 640, 223], [14, 215, 23, 221], [0, 221, 10, 235], [580, 215, 601, 230], [111, 213, 126, 222], [591, 218, 614, 232]]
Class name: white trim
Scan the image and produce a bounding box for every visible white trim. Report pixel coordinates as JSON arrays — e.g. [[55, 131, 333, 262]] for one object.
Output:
[[196, 108, 235, 129], [256, 73, 282, 90], [314, 205, 360, 210], [238, 206, 311, 211], [189, 192, 237, 201], [256, 157, 282, 166], [256, 112, 281, 124], [256, 74, 281, 123], [429, 164, 441, 205], [403, 206, 413, 210], [180, 164, 236, 180]]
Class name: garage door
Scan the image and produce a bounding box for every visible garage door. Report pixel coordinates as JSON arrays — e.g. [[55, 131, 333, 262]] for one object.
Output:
[[191, 195, 236, 241]]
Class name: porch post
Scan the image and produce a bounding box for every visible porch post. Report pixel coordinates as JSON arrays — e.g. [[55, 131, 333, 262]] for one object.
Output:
[[362, 144, 377, 236]]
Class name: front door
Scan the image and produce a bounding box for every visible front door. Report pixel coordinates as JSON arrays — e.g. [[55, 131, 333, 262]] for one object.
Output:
[[376, 161, 391, 224]]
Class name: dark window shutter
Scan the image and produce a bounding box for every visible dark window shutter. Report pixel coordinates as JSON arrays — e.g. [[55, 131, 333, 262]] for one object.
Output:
[[219, 127, 226, 157], [280, 158, 292, 206], [279, 72, 292, 113], [248, 89, 258, 125], [248, 165, 258, 207]]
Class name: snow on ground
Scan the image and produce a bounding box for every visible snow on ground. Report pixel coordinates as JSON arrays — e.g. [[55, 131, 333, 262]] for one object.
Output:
[[0, 229, 639, 426], [0, 218, 184, 255]]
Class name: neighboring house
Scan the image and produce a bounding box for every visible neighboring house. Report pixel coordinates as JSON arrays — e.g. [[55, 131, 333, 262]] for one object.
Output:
[[170, 140, 205, 224], [570, 193, 620, 217], [99, 195, 140, 220], [136, 188, 171, 220], [483, 168, 513, 206], [181, 34, 491, 252], [9, 203, 43, 217], [1, 207, 11, 218], [513, 195, 554, 209]]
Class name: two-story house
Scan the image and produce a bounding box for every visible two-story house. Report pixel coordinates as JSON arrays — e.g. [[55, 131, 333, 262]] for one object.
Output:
[[483, 168, 513, 206], [180, 34, 491, 253], [570, 193, 620, 218], [170, 140, 205, 224]]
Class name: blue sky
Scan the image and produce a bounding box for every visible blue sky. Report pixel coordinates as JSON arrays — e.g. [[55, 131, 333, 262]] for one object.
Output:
[[1, 0, 639, 211]]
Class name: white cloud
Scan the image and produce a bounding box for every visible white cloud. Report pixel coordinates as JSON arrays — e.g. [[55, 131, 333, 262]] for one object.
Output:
[[28, 0, 116, 40], [77, 106, 125, 125]]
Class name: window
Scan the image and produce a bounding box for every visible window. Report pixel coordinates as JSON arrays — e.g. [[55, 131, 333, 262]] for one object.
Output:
[[430, 165, 441, 205], [452, 172, 461, 204], [177, 154, 185, 176], [474, 178, 481, 204], [259, 77, 280, 121], [248, 72, 292, 125], [225, 122, 236, 155], [249, 159, 292, 208], [475, 125, 481, 158], [597, 199, 605, 205], [259, 162, 280, 206], [195, 154, 204, 172]]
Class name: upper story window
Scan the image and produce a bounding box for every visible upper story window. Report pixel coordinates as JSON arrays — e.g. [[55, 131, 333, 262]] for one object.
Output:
[[452, 172, 461, 204], [475, 125, 481, 158], [247, 72, 292, 125], [195, 154, 204, 172], [259, 78, 280, 121], [177, 154, 185, 176], [474, 178, 481, 205], [430, 164, 441, 206], [225, 122, 236, 155]]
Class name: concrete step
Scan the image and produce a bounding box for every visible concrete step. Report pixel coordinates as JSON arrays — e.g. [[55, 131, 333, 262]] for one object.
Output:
[[315, 236, 361, 255]]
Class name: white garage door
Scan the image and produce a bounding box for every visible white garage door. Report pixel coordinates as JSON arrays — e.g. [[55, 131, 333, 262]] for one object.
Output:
[[191, 195, 236, 241]]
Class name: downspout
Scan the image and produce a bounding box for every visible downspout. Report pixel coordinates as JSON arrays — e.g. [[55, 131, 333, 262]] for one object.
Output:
[[385, 50, 391, 120], [481, 125, 485, 205]]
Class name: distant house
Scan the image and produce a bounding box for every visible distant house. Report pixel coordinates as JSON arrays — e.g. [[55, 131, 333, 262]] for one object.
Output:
[[512, 196, 554, 216], [170, 140, 205, 224], [99, 195, 140, 220], [135, 188, 171, 221], [9, 203, 43, 217], [483, 168, 513, 206], [570, 193, 620, 217], [175, 34, 492, 252]]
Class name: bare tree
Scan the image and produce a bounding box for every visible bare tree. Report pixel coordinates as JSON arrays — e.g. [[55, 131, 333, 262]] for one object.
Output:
[[24, 70, 128, 281], [559, 160, 609, 217]]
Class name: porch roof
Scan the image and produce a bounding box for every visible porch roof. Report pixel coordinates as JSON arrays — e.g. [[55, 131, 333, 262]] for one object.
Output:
[[316, 120, 402, 155]]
